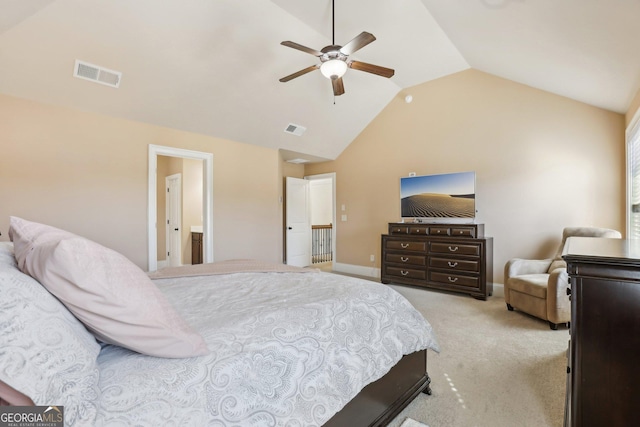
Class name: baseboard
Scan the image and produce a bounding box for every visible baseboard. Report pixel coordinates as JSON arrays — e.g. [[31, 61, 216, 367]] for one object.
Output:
[[333, 262, 380, 279]]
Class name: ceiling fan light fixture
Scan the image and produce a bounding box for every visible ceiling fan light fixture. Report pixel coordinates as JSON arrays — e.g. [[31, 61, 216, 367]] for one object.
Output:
[[320, 59, 347, 80]]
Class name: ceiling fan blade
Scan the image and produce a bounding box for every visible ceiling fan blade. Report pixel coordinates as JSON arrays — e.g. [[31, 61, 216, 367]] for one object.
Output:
[[349, 60, 395, 78], [339, 32, 376, 55], [332, 77, 345, 96], [279, 65, 319, 82], [281, 41, 323, 57]]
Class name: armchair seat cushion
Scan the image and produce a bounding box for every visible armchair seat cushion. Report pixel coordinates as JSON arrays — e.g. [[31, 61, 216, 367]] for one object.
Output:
[[507, 274, 549, 299]]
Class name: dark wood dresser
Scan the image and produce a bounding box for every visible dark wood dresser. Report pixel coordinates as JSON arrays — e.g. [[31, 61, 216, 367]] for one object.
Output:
[[191, 232, 203, 265], [381, 223, 493, 300], [563, 237, 640, 427]]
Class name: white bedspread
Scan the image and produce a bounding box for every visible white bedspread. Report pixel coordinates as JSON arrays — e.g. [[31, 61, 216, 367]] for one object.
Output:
[[95, 270, 439, 426]]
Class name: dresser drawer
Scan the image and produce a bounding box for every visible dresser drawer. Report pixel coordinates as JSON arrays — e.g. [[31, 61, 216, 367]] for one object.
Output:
[[385, 240, 427, 252], [430, 241, 480, 256], [451, 227, 476, 238], [429, 257, 479, 272], [389, 225, 409, 234], [429, 226, 450, 236], [408, 226, 429, 235], [387, 266, 426, 280], [429, 271, 479, 288], [386, 253, 426, 266]]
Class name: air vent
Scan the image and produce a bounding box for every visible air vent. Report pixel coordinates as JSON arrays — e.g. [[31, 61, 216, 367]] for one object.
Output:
[[286, 158, 309, 164], [284, 123, 306, 136], [73, 60, 122, 88]]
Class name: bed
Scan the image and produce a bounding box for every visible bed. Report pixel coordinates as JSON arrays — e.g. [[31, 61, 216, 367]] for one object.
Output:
[[0, 217, 439, 426]]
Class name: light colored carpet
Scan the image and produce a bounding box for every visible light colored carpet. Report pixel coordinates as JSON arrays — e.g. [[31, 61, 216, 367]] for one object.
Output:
[[385, 284, 568, 427], [399, 417, 429, 427]]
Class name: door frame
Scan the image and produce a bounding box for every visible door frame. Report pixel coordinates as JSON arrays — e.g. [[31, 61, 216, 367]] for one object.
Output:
[[305, 172, 336, 270], [148, 144, 213, 272]]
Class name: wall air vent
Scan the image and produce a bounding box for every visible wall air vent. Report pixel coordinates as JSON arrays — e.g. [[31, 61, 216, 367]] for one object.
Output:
[[284, 123, 306, 136], [73, 60, 122, 88]]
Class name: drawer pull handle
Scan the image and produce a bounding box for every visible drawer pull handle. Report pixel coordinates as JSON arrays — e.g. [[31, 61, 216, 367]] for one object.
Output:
[[401, 270, 409, 276], [448, 262, 458, 268], [448, 246, 459, 252], [401, 243, 409, 248], [401, 257, 409, 263], [448, 277, 458, 283]]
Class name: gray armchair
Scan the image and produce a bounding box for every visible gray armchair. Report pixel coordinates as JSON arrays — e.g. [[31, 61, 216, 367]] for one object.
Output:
[[504, 227, 621, 329]]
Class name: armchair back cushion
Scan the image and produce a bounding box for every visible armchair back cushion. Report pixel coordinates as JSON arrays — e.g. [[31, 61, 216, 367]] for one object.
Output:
[[547, 227, 622, 273]]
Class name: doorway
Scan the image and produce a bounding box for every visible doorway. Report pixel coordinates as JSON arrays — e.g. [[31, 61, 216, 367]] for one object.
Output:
[[147, 144, 213, 272], [285, 172, 336, 270]]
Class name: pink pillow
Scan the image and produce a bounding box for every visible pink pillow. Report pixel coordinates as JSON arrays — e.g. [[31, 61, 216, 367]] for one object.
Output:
[[9, 217, 209, 359], [0, 380, 34, 406]]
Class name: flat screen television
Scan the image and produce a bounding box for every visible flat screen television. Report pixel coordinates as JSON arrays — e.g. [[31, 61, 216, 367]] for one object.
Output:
[[400, 171, 476, 222]]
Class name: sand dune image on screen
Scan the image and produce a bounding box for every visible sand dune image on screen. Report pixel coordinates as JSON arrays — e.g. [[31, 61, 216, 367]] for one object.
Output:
[[401, 193, 474, 218]]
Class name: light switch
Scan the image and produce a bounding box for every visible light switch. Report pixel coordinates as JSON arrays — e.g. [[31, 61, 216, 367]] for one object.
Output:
[[341, 204, 346, 211], [341, 214, 347, 221]]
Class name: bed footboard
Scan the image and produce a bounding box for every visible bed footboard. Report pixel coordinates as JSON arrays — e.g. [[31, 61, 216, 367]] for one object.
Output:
[[323, 349, 430, 427]]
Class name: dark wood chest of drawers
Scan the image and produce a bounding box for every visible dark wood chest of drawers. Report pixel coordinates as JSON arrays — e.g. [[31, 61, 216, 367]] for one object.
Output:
[[563, 237, 640, 427], [381, 223, 493, 300]]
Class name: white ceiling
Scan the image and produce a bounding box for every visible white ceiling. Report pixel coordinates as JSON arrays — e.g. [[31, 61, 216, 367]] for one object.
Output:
[[1, 0, 639, 162]]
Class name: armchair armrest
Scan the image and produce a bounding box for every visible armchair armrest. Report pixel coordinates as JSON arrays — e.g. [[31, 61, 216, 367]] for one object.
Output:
[[547, 267, 570, 325], [505, 258, 553, 279]]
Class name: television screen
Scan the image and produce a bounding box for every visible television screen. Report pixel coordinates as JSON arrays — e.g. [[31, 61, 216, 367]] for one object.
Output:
[[400, 171, 475, 220]]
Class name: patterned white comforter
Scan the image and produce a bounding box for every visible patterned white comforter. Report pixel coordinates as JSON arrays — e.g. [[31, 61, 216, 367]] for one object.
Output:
[[95, 270, 439, 426]]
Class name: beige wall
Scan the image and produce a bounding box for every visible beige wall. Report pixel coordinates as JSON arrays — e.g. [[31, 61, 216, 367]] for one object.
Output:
[[306, 69, 625, 283], [0, 93, 282, 270]]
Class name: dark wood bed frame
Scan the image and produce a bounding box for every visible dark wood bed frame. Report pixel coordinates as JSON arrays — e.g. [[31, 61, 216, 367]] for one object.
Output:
[[323, 350, 431, 426]]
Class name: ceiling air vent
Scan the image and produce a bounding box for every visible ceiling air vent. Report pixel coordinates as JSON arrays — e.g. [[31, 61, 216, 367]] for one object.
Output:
[[73, 60, 122, 88], [284, 123, 306, 136], [286, 158, 309, 164]]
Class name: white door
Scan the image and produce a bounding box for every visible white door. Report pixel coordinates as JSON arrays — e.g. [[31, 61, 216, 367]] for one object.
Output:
[[166, 174, 182, 267], [286, 177, 311, 267]]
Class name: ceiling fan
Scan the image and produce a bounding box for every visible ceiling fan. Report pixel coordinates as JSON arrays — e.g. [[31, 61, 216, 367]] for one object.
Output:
[[278, 0, 394, 96]]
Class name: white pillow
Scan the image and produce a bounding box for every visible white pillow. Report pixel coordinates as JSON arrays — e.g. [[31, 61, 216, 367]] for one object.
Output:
[[0, 242, 100, 425], [9, 217, 209, 359]]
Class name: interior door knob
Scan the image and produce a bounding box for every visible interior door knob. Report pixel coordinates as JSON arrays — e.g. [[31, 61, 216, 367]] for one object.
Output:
[[288, 227, 293, 230], [174, 228, 179, 231]]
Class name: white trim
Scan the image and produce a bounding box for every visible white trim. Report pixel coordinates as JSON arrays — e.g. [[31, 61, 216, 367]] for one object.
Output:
[[626, 113, 640, 238], [305, 172, 337, 271], [148, 144, 213, 272], [333, 262, 381, 279]]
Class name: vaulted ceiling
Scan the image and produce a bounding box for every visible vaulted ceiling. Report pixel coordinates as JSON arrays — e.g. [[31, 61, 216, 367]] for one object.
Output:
[[1, 0, 639, 162]]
